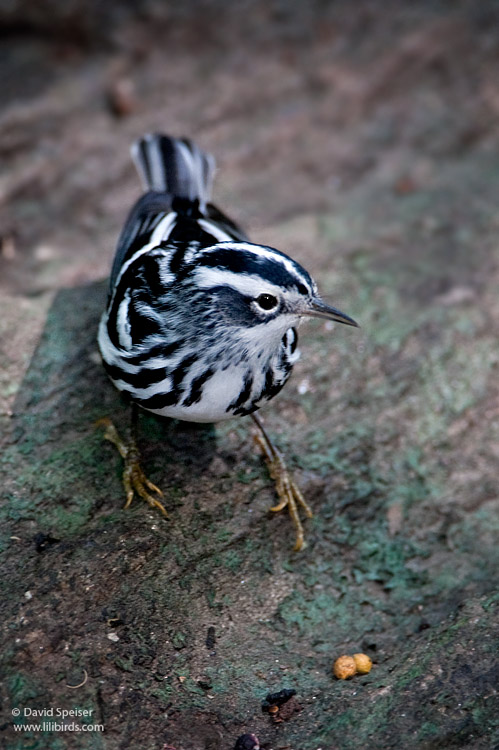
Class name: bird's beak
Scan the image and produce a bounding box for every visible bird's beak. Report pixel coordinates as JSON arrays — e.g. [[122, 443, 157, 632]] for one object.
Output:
[[302, 298, 359, 327]]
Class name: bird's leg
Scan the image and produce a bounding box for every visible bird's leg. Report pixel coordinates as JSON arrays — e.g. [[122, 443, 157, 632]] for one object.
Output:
[[96, 405, 167, 516], [251, 413, 313, 551]]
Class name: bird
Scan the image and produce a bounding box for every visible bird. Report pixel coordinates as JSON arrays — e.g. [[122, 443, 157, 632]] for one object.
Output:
[[98, 134, 358, 551]]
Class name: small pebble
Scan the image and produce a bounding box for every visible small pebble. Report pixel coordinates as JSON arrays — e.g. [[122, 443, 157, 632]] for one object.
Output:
[[107, 78, 137, 117], [234, 733, 260, 750], [261, 687, 296, 711]]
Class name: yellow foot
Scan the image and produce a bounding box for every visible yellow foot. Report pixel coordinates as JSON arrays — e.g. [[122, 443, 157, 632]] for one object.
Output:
[[252, 416, 313, 552], [96, 417, 167, 517]]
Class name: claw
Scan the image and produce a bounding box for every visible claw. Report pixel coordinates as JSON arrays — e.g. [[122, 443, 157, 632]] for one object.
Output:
[[97, 417, 167, 517], [252, 416, 312, 552]]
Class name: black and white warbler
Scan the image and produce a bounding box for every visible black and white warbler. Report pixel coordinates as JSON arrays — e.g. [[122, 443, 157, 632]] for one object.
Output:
[[98, 134, 357, 550]]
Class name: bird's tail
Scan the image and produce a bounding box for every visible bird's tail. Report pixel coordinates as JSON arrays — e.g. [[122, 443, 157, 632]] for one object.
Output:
[[131, 134, 215, 212]]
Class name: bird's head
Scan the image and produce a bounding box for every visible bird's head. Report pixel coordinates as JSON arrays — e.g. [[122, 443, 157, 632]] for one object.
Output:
[[192, 242, 358, 341]]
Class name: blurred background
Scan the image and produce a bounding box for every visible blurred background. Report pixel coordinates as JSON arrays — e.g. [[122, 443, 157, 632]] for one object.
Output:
[[1, 2, 498, 748], [2, 0, 499, 295]]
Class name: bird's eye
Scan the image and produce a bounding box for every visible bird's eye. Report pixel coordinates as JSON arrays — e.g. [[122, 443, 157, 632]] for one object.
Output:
[[255, 293, 278, 311]]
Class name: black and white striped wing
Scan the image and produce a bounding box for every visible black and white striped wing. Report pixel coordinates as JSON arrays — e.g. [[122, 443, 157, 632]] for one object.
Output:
[[109, 192, 173, 292]]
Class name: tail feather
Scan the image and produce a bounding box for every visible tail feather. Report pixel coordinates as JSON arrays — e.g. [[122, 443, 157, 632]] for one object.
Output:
[[131, 134, 215, 212]]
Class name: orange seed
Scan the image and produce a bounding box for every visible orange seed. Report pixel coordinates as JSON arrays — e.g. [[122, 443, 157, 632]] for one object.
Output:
[[353, 653, 373, 674], [333, 654, 357, 680]]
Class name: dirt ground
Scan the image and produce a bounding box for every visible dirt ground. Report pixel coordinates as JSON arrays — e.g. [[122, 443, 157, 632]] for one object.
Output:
[[1, 2, 498, 748]]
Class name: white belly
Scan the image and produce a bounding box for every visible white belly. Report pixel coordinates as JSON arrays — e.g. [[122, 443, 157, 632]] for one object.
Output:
[[147, 370, 245, 421]]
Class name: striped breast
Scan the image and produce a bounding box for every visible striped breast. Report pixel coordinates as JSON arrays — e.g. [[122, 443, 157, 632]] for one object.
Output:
[[99, 305, 300, 423]]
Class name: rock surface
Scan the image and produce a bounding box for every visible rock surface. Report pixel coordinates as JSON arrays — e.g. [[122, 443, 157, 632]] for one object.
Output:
[[1, 2, 498, 748]]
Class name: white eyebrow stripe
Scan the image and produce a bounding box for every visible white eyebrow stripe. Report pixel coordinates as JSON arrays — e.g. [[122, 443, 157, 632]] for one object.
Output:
[[193, 267, 283, 297]]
